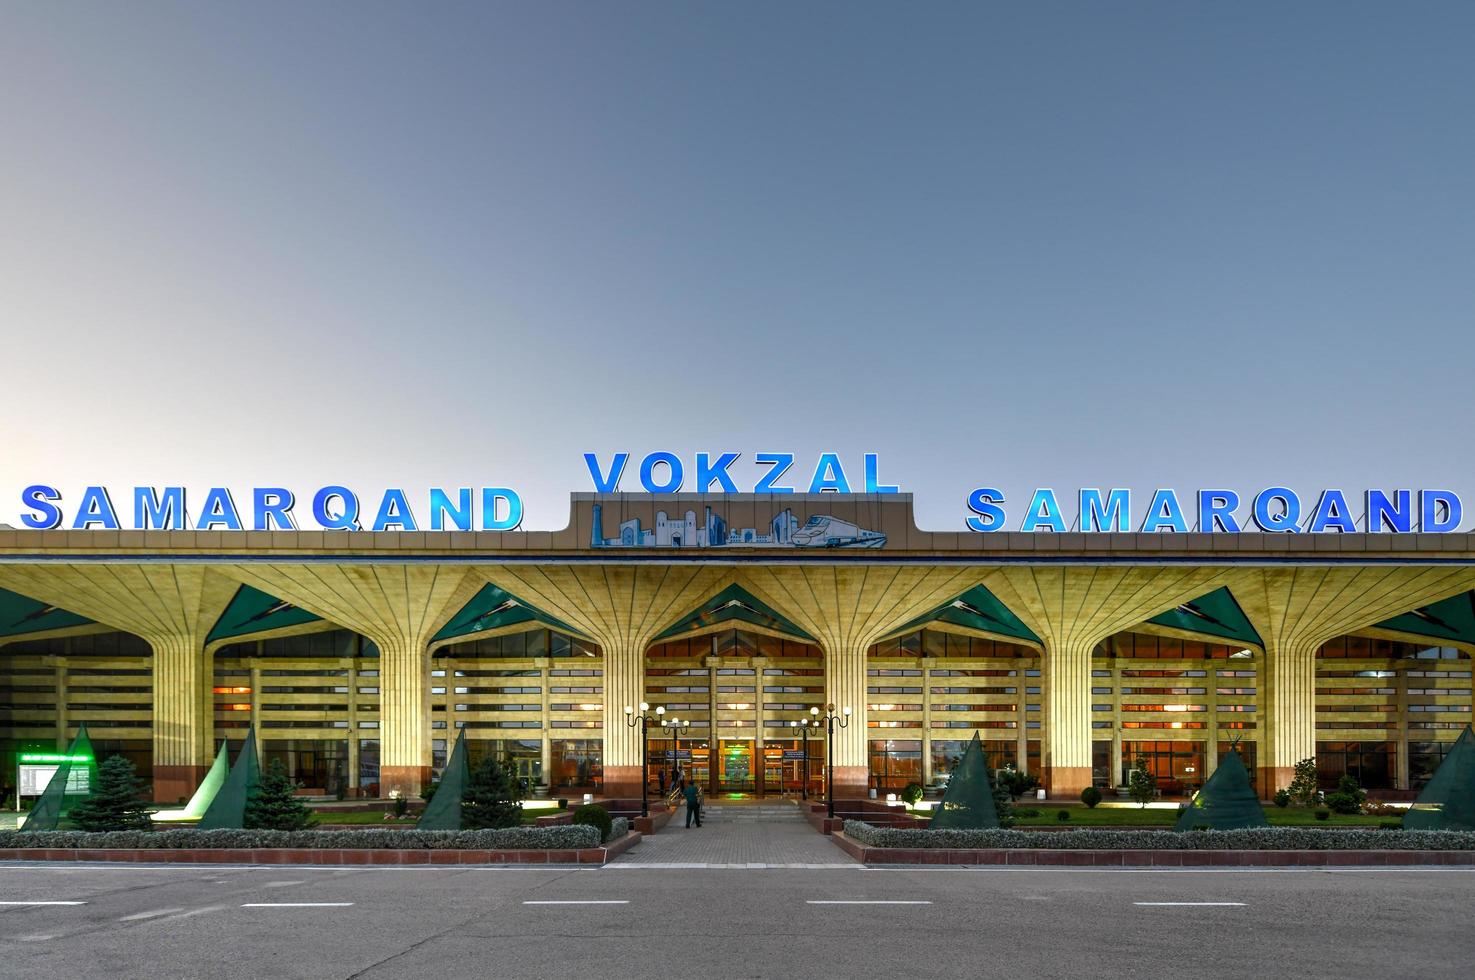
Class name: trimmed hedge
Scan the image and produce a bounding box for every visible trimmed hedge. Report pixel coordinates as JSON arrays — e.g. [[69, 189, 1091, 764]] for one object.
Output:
[[842, 821, 1475, 851], [610, 817, 630, 841], [0, 826, 601, 851]]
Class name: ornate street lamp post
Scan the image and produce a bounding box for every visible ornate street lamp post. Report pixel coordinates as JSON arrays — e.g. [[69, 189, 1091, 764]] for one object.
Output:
[[819, 702, 851, 819], [662, 715, 690, 796], [789, 714, 822, 800], [623, 702, 664, 818]]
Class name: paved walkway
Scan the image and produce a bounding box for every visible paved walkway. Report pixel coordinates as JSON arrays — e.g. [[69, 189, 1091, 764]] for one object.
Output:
[[610, 801, 856, 868]]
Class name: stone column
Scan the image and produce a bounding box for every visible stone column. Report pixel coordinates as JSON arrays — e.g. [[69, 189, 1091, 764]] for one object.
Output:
[[921, 656, 933, 786], [752, 655, 767, 795], [1395, 665, 1410, 790], [1110, 730, 1124, 788], [1205, 670, 1220, 779], [149, 632, 215, 803], [705, 654, 720, 794], [599, 640, 646, 798], [537, 657, 553, 783], [1260, 637, 1319, 793], [823, 642, 869, 798], [1042, 637, 1095, 798], [378, 634, 431, 798], [53, 661, 68, 749]]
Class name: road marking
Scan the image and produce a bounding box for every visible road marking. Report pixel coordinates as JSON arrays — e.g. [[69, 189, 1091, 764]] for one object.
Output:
[[523, 900, 629, 905], [806, 900, 933, 905], [263, 880, 305, 887], [0, 901, 86, 906], [240, 902, 354, 908], [1134, 902, 1246, 907], [119, 908, 184, 921]]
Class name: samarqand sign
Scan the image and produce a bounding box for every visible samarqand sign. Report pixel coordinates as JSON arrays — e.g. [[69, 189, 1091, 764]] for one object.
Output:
[[9, 452, 1466, 539]]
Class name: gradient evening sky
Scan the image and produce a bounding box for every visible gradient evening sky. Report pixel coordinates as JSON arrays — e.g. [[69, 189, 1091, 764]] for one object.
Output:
[[2, 3, 1473, 532]]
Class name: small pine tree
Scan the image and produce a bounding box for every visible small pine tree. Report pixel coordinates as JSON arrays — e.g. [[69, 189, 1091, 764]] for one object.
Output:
[[245, 759, 315, 831], [1128, 756, 1156, 808], [990, 770, 1016, 828], [1288, 757, 1320, 807], [462, 755, 523, 829], [69, 756, 152, 832]]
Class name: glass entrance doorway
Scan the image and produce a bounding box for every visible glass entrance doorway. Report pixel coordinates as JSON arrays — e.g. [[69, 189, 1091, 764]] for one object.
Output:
[[718, 739, 755, 792]]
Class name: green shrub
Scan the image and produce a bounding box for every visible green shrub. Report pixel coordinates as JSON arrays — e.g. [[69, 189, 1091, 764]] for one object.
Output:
[[1128, 757, 1155, 808], [1273, 789, 1291, 808], [463, 756, 523, 830], [1056, 809, 1070, 822], [1380, 821, 1403, 831], [572, 803, 614, 842], [1289, 758, 1320, 807], [1325, 775, 1366, 815], [420, 783, 438, 803], [900, 782, 925, 806], [1315, 809, 1331, 821], [1014, 807, 1041, 818], [245, 759, 315, 831], [68, 757, 152, 833], [996, 769, 1040, 801], [839, 822, 1475, 851], [556, 798, 569, 810], [1080, 786, 1102, 809]]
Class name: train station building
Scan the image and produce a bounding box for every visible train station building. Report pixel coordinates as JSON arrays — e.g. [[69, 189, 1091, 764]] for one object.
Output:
[[2, 493, 1473, 805]]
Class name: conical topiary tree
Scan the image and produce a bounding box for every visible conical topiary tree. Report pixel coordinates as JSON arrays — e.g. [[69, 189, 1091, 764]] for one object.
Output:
[[245, 758, 315, 831], [1174, 748, 1267, 831], [69, 756, 153, 832], [197, 730, 262, 830], [462, 754, 523, 830], [1405, 725, 1475, 831], [930, 733, 1003, 830], [20, 724, 99, 832], [417, 730, 470, 830]]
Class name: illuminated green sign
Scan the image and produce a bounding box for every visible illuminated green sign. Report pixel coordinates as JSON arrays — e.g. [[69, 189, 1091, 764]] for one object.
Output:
[[19, 753, 91, 764]]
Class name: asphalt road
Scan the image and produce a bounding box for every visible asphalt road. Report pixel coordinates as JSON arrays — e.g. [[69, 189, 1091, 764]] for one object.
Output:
[[1, 862, 1472, 979]]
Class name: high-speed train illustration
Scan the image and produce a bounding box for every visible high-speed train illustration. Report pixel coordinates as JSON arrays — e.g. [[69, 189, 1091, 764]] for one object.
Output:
[[790, 514, 887, 548]]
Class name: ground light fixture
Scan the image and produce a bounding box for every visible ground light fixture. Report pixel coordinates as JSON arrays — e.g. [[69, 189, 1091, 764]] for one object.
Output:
[[818, 703, 852, 819], [624, 702, 663, 818]]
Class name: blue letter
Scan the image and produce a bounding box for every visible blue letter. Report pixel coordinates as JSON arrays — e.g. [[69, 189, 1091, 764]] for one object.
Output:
[[1021, 489, 1065, 532], [1197, 490, 1241, 532], [1081, 488, 1130, 532], [639, 452, 683, 493], [429, 488, 472, 531], [865, 454, 899, 494], [584, 453, 628, 493], [695, 452, 740, 493], [371, 489, 419, 532], [1309, 489, 1357, 533], [1141, 489, 1188, 533], [1366, 489, 1412, 533], [482, 488, 523, 530], [72, 486, 120, 530], [198, 488, 242, 531], [1252, 488, 1302, 533], [313, 486, 361, 531], [253, 488, 297, 531], [966, 487, 1006, 532], [134, 486, 187, 530], [754, 453, 795, 494], [807, 453, 851, 494], [1422, 490, 1462, 532], [20, 485, 62, 530]]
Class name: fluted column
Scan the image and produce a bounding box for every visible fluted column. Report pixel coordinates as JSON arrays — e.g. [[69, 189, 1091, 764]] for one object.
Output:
[[1043, 636, 1096, 797], [823, 642, 870, 797], [601, 639, 647, 795], [148, 632, 215, 803], [378, 634, 431, 797], [1259, 636, 1320, 790]]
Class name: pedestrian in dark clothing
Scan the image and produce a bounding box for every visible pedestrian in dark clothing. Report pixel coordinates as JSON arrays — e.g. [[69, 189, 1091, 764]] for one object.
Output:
[[683, 781, 702, 828]]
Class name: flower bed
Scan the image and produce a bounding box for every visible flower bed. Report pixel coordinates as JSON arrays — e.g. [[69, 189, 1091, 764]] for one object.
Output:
[[842, 821, 1475, 851], [0, 826, 601, 851]]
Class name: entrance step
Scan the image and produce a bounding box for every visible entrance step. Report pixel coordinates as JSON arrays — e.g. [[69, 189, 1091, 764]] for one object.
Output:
[[698, 804, 807, 821]]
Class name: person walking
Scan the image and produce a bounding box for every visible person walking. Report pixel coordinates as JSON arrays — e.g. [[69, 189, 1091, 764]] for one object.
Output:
[[683, 778, 703, 828]]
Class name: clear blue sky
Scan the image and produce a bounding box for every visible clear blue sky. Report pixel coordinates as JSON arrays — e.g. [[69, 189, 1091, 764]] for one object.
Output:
[[2, 3, 1472, 530]]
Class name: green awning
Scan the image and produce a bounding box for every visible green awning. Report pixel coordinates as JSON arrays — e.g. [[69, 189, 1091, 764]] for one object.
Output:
[[0, 587, 92, 638], [1146, 587, 1262, 647], [887, 585, 1040, 645], [1376, 592, 1475, 646], [653, 584, 814, 643], [433, 583, 586, 644], [206, 585, 324, 644]]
